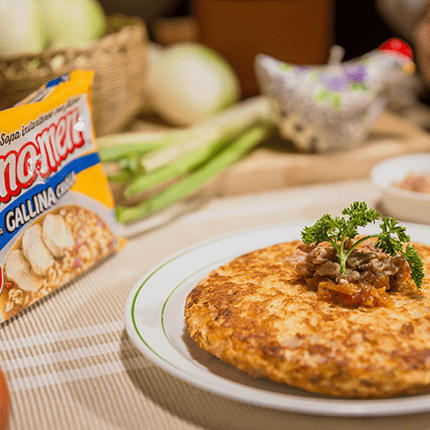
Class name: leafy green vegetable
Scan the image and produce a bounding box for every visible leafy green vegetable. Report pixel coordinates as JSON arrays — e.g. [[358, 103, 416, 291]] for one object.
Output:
[[123, 128, 237, 197], [301, 201, 424, 288], [98, 129, 188, 163], [115, 122, 272, 223], [98, 96, 275, 224]]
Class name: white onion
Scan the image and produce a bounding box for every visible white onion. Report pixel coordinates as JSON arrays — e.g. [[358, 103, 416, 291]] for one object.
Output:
[[147, 42, 241, 126], [0, 0, 45, 56], [0, 0, 107, 57], [39, 0, 107, 48]]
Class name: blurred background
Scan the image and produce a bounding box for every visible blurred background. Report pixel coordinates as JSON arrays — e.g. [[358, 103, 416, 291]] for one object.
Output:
[[98, 0, 397, 56], [98, 0, 399, 91], [96, 0, 430, 104]]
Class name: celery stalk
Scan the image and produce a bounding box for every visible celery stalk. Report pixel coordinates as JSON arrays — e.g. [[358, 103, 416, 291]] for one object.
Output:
[[124, 128, 238, 197], [139, 96, 273, 173], [100, 96, 276, 224], [97, 128, 188, 163], [115, 123, 273, 223], [140, 127, 222, 173]]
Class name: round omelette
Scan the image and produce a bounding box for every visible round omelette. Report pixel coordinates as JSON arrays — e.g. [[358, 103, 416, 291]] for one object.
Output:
[[184, 239, 430, 399]]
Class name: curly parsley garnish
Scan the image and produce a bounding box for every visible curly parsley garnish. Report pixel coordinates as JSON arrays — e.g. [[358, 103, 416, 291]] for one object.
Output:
[[301, 202, 424, 288]]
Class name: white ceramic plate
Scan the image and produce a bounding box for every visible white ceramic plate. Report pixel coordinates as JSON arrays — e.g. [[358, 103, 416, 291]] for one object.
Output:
[[124, 221, 430, 417], [371, 152, 430, 224]]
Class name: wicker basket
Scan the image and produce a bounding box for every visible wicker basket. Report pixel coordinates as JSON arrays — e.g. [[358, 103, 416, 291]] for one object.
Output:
[[0, 15, 148, 136]]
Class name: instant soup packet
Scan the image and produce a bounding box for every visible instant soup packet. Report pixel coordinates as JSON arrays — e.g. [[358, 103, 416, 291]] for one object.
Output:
[[0, 70, 124, 322]]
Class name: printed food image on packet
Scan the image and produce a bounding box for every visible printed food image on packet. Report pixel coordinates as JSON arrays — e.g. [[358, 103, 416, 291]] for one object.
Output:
[[0, 70, 123, 322]]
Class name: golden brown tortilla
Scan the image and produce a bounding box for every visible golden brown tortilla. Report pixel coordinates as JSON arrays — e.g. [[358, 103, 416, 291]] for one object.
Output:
[[184, 240, 430, 398]]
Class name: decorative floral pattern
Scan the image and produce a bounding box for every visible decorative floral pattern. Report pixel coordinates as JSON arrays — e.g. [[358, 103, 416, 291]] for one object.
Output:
[[255, 39, 415, 152]]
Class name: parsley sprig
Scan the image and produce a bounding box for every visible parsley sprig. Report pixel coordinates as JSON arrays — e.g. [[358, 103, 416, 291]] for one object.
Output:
[[301, 202, 424, 288]]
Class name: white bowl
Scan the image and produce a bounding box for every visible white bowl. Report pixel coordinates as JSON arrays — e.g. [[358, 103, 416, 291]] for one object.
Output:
[[371, 153, 430, 224]]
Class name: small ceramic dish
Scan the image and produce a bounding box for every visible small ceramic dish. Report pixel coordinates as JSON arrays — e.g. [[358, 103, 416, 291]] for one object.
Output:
[[371, 152, 430, 224]]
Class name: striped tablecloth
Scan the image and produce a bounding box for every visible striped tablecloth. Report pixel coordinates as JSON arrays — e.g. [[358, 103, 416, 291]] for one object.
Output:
[[2, 179, 430, 430]]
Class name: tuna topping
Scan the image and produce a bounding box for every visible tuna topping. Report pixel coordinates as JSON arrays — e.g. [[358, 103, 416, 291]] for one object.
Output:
[[288, 238, 414, 308]]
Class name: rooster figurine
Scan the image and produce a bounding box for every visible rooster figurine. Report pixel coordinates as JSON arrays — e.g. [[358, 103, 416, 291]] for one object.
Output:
[[255, 39, 415, 152]]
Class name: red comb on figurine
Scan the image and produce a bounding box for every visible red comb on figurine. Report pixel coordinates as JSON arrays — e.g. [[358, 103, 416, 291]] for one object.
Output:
[[379, 38, 413, 59]]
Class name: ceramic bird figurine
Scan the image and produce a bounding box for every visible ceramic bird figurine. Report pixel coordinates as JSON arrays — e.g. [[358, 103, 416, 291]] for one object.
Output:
[[255, 39, 415, 152]]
